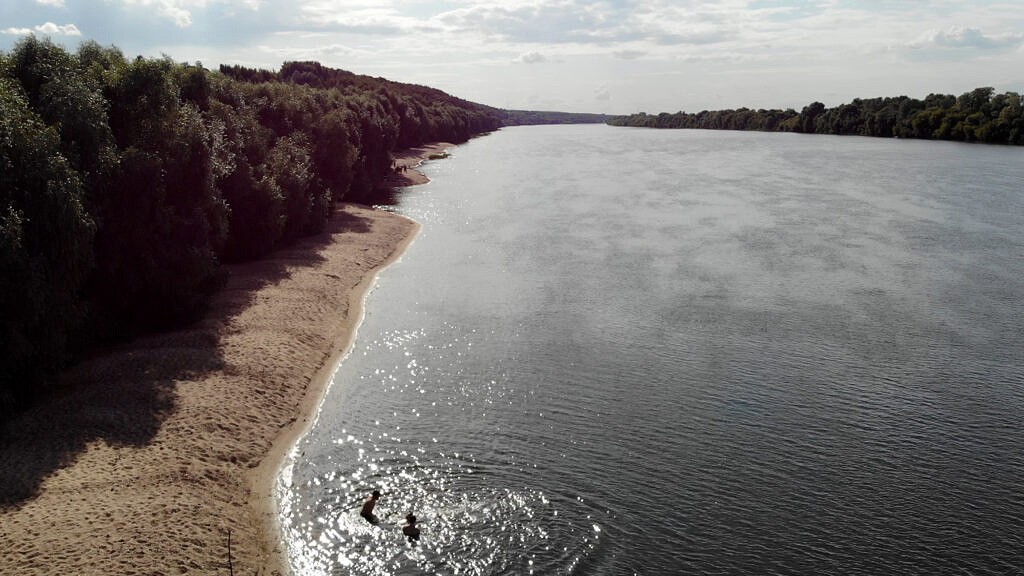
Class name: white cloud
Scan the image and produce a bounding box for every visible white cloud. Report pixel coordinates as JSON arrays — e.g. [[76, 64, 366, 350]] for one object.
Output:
[[613, 49, 646, 60], [258, 42, 368, 59], [118, 0, 196, 27], [4, 0, 1022, 114], [627, 3, 740, 47], [917, 26, 1024, 50], [438, 2, 629, 44], [118, 0, 263, 28], [2, 22, 81, 36], [162, 4, 194, 26], [298, 1, 420, 32], [519, 51, 546, 63], [36, 22, 82, 35]]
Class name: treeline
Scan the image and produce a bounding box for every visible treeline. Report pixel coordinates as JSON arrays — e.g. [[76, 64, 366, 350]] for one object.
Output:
[[221, 60, 502, 149], [0, 37, 503, 417], [608, 87, 1024, 145], [500, 110, 612, 125]]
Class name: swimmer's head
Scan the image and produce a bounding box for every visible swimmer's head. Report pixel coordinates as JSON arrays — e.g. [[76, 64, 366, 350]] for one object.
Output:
[[406, 514, 417, 524], [372, 490, 381, 498]]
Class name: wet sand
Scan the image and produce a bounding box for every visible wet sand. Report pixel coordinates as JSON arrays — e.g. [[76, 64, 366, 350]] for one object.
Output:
[[0, 143, 453, 575]]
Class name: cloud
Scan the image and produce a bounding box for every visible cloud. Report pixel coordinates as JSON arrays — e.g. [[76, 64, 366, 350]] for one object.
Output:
[[2, 22, 81, 36], [612, 49, 646, 60], [118, 0, 196, 27], [160, 3, 194, 27], [594, 83, 610, 101], [902, 26, 1024, 61], [35, 0, 66, 6], [116, 0, 264, 29], [36, 22, 81, 35], [426, 0, 753, 51], [654, 29, 734, 46], [258, 42, 368, 59], [301, 4, 395, 28], [438, 2, 632, 44], [922, 26, 1024, 50], [519, 51, 546, 63], [748, 0, 825, 22]]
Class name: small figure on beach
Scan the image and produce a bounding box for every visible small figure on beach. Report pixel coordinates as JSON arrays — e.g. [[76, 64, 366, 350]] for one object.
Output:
[[402, 513, 421, 544], [360, 490, 381, 524]]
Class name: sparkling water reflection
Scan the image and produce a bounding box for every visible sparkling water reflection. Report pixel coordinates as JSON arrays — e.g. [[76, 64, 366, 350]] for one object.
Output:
[[281, 322, 609, 576], [281, 126, 1024, 575]]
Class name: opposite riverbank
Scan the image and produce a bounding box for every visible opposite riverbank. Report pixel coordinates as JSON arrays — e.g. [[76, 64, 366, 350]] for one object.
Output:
[[0, 143, 453, 575]]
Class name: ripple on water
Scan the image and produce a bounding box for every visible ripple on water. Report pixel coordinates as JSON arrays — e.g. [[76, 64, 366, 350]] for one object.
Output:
[[284, 127, 1024, 575], [281, 439, 610, 576]]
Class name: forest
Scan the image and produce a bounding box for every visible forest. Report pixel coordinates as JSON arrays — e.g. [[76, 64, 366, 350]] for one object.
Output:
[[608, 87, 1024, 145], [1, 37, 604, 419], [499, 110, 613, 125]]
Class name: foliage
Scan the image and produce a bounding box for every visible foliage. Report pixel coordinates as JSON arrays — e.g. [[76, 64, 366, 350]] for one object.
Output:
[[0, 76, 94, 412], [1, 41, 520, 417], [83, 54, 229, 337], [500, 110, 612, 125], [608, 88, 1024, 145], [266, 132, 321, 241]]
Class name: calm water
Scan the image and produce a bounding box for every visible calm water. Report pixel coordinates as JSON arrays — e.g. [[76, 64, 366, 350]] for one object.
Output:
[[279, 125, 1024, 575]]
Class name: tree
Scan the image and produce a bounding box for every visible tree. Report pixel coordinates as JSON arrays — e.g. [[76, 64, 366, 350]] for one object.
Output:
[[0, 47, 510, 416], [0, 78, 94, 413], [5, 36, 116, 179], [87, 57, 228, 333], [265, 133, 318, 241], [798, 102, 826, 134], [311, 107, 359, 202], [207, 94, 284, 261], [957, 87, 994, 116], [606, 88, 1024, 146]]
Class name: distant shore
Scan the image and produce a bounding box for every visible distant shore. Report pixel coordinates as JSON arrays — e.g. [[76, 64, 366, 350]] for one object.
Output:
[[0, 143, 453, 575]]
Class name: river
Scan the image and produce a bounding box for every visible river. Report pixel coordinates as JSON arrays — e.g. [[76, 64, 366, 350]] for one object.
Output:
[[279, 125, 1024, 575]]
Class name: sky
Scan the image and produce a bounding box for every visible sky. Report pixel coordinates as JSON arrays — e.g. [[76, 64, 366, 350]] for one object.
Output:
[[2, 0, 1023, 114]]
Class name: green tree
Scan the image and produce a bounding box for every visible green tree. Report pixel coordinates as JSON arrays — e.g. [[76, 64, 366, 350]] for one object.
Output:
[[88, 57, 228, 333], [798, 102, 826, 133], [957, 87, 994, 116], [0, 78, 94, 413], [5, 36, 116, 179], [265, 133, 318, 241], [311, 107, 359, 202], [207, 92, 284, 261]]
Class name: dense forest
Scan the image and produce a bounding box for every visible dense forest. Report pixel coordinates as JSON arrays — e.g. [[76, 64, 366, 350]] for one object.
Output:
[[499, 110, 613, 125], [0, 37, 609, 419], [608, 87, 1024, 145]]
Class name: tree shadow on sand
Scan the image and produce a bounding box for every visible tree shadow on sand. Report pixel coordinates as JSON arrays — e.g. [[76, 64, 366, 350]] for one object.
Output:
[[0, 206, 375, 507], [330, 205, 374, 233]]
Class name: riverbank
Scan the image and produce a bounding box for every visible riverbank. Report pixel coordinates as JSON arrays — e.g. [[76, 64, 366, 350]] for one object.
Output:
[[0, 143, 453, 575]]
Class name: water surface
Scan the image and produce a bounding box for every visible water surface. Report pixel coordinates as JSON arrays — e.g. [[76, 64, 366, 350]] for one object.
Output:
[[281, 125, 1024, 575]]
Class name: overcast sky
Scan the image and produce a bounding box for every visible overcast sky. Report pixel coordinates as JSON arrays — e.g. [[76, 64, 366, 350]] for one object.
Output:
[[2, 0, 1022, 114]]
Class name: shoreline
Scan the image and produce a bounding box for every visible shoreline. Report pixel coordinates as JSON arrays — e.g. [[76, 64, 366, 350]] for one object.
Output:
[[250, 211, 421, 576], [0, 143, 454, 575]]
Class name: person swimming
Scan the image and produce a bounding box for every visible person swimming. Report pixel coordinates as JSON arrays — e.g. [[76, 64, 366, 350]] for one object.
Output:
[[360, 490, 381, 524], [402, 513, 421, 544]]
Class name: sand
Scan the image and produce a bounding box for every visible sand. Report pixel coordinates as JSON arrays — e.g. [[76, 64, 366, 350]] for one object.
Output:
[[382, 142, 453, 188], [0, 143, 454, 576]]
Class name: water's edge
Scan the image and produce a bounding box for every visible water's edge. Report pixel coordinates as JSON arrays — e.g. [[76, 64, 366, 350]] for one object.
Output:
[[259, 142, 457, 575], [280, 125, 1024, 575], [253, 213, 421, 576]]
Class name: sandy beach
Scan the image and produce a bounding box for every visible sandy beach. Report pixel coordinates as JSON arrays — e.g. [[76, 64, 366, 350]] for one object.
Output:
[[0, 143, 453, 575]]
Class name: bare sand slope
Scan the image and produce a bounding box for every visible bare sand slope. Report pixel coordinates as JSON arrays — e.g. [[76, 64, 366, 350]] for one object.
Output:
[[0, 201, 420, 575]]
